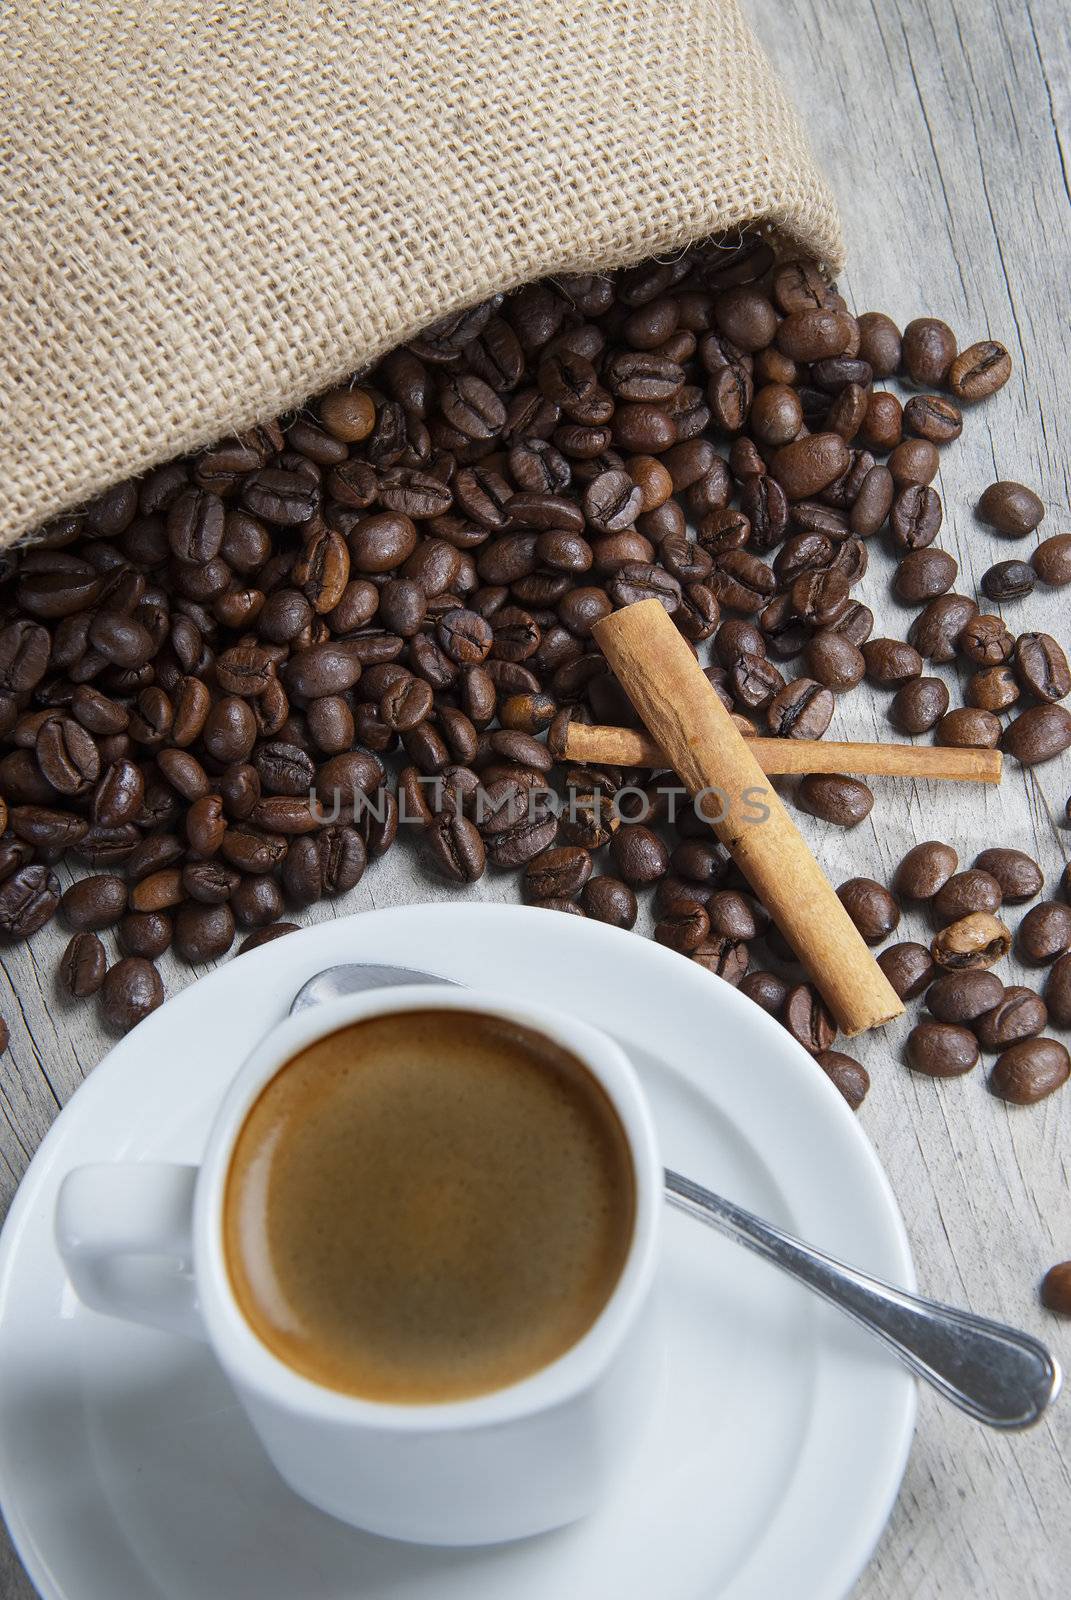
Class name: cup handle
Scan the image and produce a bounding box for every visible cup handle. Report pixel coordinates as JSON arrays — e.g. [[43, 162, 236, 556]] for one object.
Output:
[[55, 1163, 205, 1341]]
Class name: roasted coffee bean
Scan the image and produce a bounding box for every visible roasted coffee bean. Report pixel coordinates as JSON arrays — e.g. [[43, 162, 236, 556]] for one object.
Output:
[[691, 937, 749, 985], [173, 901, 236, 964], [1043, 954, 1071, 1028], [889, 675, 949, 735], [982, 560, 1035, 603], [857, 389, 901, 452], [826, 600, 874, 647], [118, 911, 174, 959], [0, 864, 61, 936], [125, 835, 184, 882], [770, 434, 850, 501], [523, 845, 592, 902], [1013, 632, 1070, 703], [887, 437, 939, 488], [1033, 534, 1071, 588], [236, 922, 300, 954], [990, 1038, 1070, 1104], [976, 480, 1044, 538], [964, 665, 1018, 714], [59, 931, 108, 998], [60, 874, 127, 931], [960, 613, 1014, 666], [771, 259, 833, 314], [486, 729, 552, 773], [739, 969, 789, 1015], [796, 772, 874, 827], [167, 487, 225, 563], [906, 1021, 979, 1078], [99, 957, 164, 1033], [750, 384, 803, 447], [0, 620, 49, 694], [579, 875, 637, 928], [856, 312, 901, 377], [973, 847, 1042, 903], [729, 652, 785, 710], [902, 394, 962, 444], [936, 707, 1002, 749], [181, 860, 239, 905], [799, 633, 863, 692], [893, 547, 958, 604], [931, 911, 1012, 970], [35, 716, 99, 797], [705, 889, 759, 941], [1018, 901, 1071, 965], [129, 867, 185, 913], [862, 638, 923, 688], [9, 804, 85, 852], [901, 318, 957, 387], [889, 484, 942, 550], [933, 869, 1002, 923], [775, 310, 852, 363], [606, 562, 681, 613], [738, 476, 789, 552], [183, 793, 225, 856], [766, 679, 833, 738], [89, 758, 144, 828], [975, 987, 1048, 1052], [281, 827, 367, 902], [909, 593, 979, 663], [837, 878, 900, 944], [241, 468, 319, 525], [926, 969, 1004, 1024], [849, 465, 894, 538], [581, 470, 643, 534], [816, 1050, 869, 1110], [609, 825, 669, 885], [1003, 704, 1071, 766], [669, 839, 727, 887], [944, 330, 1013, 396], [894, 840, 958, 900], [878, 941, 936, 1000], [319, 388, 376, 442], [789, 569, 850, 629], [230, 875, 285, 929], [783, 983, 837, 1054], [655, 897, 711, 953], [483, 807, 558, 867], [1040, 1263, 1071, 1316], [252, 740, 316, 798]]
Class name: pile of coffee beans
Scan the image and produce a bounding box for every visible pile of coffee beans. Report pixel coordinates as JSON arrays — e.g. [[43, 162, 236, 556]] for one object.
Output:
[[0, 234, 1066, 1111], [834, 837, 1071, 1310]]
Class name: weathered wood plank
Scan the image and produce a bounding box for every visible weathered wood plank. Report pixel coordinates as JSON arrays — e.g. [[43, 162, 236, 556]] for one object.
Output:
[[748, 0, 1071, 1595], [1, 0, 1069, 1593]]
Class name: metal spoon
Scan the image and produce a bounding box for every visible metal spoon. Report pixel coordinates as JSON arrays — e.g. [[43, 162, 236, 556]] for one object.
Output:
[[292, 963, 1060, 1429]]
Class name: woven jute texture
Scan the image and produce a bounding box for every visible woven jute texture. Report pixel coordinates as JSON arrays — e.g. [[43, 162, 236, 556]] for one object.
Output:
[[0, 0, 843, 547]]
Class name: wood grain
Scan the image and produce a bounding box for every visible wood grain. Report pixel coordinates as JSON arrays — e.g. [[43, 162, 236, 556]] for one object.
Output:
[[1, 0, 1070, 1594]]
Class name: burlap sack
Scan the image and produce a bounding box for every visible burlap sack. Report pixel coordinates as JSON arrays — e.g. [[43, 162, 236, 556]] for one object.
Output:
[[0, 0, 843, 548]]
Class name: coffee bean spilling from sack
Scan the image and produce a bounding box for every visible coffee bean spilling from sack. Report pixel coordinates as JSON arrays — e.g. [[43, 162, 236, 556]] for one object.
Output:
[[0, 234, 1066, 1095]]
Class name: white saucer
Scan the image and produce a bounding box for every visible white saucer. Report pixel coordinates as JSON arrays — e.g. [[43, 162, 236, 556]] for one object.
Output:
[[0, 904, 915, 1600]]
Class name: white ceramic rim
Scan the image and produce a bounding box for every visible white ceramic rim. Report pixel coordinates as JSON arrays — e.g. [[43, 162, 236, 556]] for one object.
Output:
[[194, 984, 663, 1431]]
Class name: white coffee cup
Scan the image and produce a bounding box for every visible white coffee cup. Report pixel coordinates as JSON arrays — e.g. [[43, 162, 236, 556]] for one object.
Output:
[[55, 985, 662, 1545]]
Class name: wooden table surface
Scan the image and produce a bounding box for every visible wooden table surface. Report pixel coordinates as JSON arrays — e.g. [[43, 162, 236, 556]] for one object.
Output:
[[2, 0, 1069, 1594]]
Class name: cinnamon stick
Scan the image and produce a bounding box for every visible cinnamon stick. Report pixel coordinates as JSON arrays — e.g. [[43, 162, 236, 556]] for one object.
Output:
[[562, 721, 1003, 783], [592, 600, 904, 1037]]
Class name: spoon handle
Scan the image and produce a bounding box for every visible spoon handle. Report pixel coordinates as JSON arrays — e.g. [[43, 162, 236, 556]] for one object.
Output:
[[664, 1168, 1060, 1430]]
